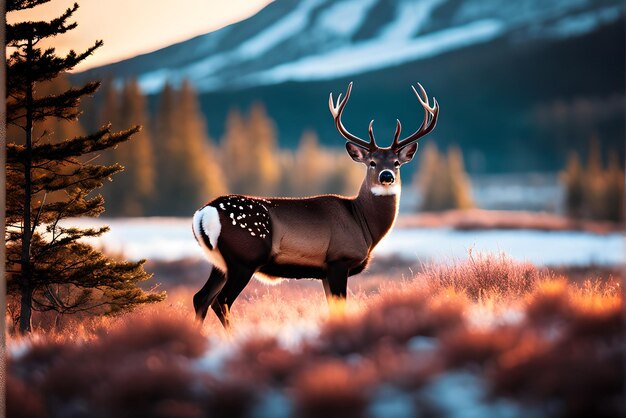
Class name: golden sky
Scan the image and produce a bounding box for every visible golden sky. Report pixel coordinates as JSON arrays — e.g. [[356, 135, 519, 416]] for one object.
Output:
[[7, 0, 274, 71]]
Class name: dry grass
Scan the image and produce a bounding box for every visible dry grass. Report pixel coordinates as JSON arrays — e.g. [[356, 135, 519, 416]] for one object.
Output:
[[7, 252, 624, 418], [421, 251, 540, 301]]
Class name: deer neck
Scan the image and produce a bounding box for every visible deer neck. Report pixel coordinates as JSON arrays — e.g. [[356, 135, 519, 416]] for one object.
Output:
[[352, 179, 400, 247]]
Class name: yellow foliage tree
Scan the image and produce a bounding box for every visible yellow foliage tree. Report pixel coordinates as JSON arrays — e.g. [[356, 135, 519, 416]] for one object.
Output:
[[414, 143, 474, 211]]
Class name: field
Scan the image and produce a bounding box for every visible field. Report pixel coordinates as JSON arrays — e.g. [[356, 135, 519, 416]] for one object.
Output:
[[7, 249, 624, 418]]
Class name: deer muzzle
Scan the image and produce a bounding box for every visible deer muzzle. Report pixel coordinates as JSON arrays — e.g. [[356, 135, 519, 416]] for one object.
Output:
[[379, 170, 395, 185]]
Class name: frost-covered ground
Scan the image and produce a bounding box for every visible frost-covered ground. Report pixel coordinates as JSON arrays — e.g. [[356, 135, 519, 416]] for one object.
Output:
[[64, 217, 624, 266]]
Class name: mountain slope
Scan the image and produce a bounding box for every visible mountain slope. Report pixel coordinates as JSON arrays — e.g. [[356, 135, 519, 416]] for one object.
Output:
[[77, 0, 625, 173], [79, 0, 623, 94]]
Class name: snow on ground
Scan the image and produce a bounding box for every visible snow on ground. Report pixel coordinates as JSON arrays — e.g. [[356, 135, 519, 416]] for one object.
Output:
[[63, 217, 624, 266]]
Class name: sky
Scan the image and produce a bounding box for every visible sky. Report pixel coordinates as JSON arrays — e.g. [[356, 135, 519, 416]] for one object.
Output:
[[7, 0, 274, 71]]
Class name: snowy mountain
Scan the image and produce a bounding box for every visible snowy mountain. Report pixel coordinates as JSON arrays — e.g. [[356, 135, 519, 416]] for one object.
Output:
[[81, 0, 622, 94], [78, 0, 624, 172]]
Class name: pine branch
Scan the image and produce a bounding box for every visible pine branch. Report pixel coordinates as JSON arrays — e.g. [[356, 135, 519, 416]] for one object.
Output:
[[8, 125, 140, 162], [7, 42, 102, 104], [6, 0, 51, 12], [6, 3, 78, 44], [7, 81, 100, 124]]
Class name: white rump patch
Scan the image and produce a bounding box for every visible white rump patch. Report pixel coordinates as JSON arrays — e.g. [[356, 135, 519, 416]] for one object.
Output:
[[371, 184, 401, 196], [192, 206, 226, 272], [192, 205, 221, 249]]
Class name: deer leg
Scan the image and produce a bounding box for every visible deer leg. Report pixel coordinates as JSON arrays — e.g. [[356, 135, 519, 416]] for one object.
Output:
[[321, 278, 333, 303], [210, 264, 255, 329], [326, 263, 350, 299], [193, 267, 227, 324], [325, 263, 350, 315], [210, 287, 230, 328]]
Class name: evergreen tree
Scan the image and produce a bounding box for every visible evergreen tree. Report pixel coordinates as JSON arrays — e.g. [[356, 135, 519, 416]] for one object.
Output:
[[584, 137, 606, 219], [603, 152, 625, 222], [292, 130, 324, 196], [561, 153, 585, 217], [560, 138, 624, 222], [174, 80, 226, 211], [247, 103, 280, 195], [152, 81, 225, 215], [221, 108, 251, 193], [97, 82, 125, 214], [415, 143, 474, 211], [113, 79, 155, 215], [447, 146, 474, 210], [152, 83, 177, 212], [6, 1, 164, 333]]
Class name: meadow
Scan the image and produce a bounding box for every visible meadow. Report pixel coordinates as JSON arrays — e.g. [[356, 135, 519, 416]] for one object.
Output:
[[7, 251, 623, 418]]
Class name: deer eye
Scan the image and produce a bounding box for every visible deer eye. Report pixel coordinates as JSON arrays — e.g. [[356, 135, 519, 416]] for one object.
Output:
[[394, 161, 400, 168], [369, 161, 376, 168]]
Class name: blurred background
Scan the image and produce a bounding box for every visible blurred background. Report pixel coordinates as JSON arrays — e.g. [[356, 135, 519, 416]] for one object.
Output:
[[7, 3, 625, 416], [31, 0, 623, 219]]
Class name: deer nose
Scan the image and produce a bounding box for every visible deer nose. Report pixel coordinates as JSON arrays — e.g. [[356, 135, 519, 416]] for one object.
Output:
[[379, 170, 395, 185]]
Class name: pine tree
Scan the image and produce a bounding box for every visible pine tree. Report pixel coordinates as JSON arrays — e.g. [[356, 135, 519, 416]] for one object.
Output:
[[245, 103, 280, 195], [152, 81, 225, 215], [174, 80, 226, 212], [584, 137, 606, 219], [6, 1, 164, 333], [221, 108, 251, 193], [152, 83, 178, 212], [292, 130, 324, 196], [447, 146, 474, 209], [603, 152, 625, 222], [114, 79, 155, 215], [97, 82, 125, 214], [560, 138, 624, 222], [561, 152, 585, 217], [415, 143, 474, 211]]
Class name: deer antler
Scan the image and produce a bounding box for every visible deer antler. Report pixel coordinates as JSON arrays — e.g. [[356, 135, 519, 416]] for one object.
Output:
[[391, 83, 439, 150], [329, 82, 378, 151]]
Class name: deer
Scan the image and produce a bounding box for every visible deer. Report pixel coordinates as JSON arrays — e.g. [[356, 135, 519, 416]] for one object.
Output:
[[192, 81, 439, 328]]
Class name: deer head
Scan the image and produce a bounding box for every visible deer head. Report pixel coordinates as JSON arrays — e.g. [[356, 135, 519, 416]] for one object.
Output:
[[329, 82, 439, 195]]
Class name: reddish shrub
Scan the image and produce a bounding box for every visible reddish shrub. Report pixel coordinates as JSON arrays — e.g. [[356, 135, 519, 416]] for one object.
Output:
[[491, 280, 624, 418], [368, 341, 441, 390], [8, 312, 212, 417], [6, 375, 48, 418], [319, 289, 463, 355], [441, 327, 521, 368], [205, 378, 258, 418], [226, 336, 306, 385], [292, 359, 376, 418]]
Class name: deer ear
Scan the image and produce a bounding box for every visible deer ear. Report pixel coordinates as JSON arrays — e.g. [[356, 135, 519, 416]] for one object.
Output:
[[397, 142, 418, 164], [345, 142, 369, 163]]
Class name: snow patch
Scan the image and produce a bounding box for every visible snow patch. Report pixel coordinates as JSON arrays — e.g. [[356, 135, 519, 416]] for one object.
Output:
[[423, 372, 537, 418], [530, 6, 623, 39], [238, 0, 323, 59], [317, 0, 378, 38], [59, 218, 624, 267], [250, 19, 504, 84], [369, 385, 416, 418], [379, 0, 446, 40]]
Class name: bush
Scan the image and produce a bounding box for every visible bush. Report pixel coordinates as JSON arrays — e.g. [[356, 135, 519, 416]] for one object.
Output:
[[561, 139, 624, 222], [421, 251, 539, 300], [415, 143, 474, 212]]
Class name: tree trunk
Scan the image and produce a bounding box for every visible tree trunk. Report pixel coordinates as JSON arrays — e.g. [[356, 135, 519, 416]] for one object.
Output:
[[19, 37, 34, 334]]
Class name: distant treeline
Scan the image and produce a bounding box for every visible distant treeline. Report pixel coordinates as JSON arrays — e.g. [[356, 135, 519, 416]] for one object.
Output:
[[561, 139, 624, 223], [20, 75, 480, 216], [73, 77, 363, 216]]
